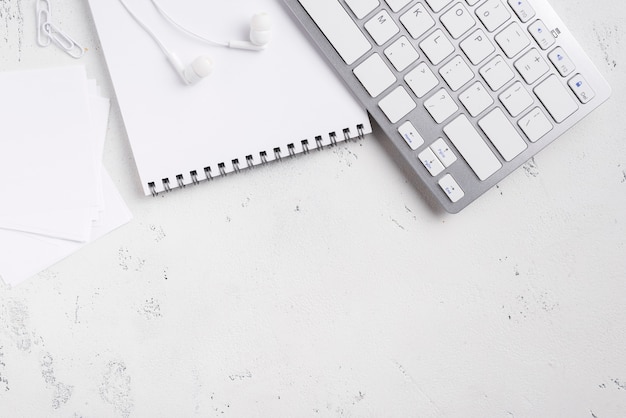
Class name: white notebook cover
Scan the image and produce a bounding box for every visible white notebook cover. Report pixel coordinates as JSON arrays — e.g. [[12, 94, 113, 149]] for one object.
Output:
[[87, 0, 372, 195]]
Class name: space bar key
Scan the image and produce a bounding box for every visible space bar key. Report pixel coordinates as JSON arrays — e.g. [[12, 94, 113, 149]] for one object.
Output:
[[298, 0, 372, 65], [443, 115, 502, 181]]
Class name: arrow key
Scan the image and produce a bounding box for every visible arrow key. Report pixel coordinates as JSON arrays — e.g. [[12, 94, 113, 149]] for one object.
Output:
[[438, 174, 465, 203], [430, 138, 457, 167], [398, 121, 425, 150]]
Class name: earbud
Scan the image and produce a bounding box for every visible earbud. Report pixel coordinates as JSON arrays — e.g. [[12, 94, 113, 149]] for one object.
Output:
[[250, 13, 272, 46], [166, 53, 213, 85], [228, 13, 272, 51]]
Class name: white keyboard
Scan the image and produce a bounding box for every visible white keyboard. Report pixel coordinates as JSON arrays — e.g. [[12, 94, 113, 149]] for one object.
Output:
[[283, 0, 611, 213]]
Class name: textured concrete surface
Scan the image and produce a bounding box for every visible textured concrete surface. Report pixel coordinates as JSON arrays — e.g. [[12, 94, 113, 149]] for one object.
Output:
[[1, 0, 625, 416]]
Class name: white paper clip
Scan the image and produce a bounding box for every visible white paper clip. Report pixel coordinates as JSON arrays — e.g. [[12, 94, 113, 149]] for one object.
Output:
[[36, 0, 52, 47], [36, 0, 85, 59], [44, 22, 85, 59]]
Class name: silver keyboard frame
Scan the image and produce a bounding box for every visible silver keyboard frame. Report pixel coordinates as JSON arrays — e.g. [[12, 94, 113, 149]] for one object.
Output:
[[282, 0, 611, 213]]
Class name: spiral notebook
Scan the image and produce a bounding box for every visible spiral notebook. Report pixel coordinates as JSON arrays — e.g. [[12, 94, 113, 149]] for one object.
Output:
[[87, 0, 371, 196]]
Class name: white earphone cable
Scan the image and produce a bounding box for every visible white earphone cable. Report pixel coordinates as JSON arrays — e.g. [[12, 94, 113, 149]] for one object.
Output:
[[116, 0, 172, 56], [149, 0, 229, 48]]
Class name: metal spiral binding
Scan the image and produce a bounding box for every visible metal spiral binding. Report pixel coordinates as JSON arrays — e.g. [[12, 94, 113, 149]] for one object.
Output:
[[314, 136, 323, 150], [162, 178, 171, 192], [357, 124, 365, 139], [232, 159, 241, 173], [190, 170, 199, 185], [204, 166, 213, 181], [147, 124, 366, 195], [329, 132, 337, 146]]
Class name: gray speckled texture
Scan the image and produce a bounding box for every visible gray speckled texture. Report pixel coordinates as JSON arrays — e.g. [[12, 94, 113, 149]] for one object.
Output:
[[0, 0, 625, 416]]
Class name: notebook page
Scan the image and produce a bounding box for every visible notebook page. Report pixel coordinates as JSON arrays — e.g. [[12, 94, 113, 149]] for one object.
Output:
[[87, 0, 371, 195], [0, 66, 99, 241]]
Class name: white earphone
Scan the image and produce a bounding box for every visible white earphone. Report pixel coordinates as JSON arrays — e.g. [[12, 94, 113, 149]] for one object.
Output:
[[228, 13, 272, 51], [117, 0, 272, 85], [165, 53, 214, 85]]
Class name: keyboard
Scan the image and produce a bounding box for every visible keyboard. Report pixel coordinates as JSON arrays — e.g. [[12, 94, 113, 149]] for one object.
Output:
[[283, 0, 611, 213]]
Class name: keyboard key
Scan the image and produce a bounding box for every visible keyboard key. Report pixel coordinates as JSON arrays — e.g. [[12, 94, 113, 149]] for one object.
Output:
[[365, 10, 400, 45], [398, 121, 425, 150], [353, 54, 396, 97], [465, 0, 481, 5], [499, 81, 533, 117], [405, 63, 439, 98], [444, 114, 502, 180], [420, 29, 455, 65], [430, 138, 457, 167], [534, 74, 578, 123], [514, 48, 549, 84], [460, 29, 495, 65], [439, 55, 474, 91], [478, 108, 527, 161], [424, 88, 459, 123], [425, 0, 453, 13], [459, 81, 494, 117], [440, 3, 476, 39], [385, 36, 420, 71], [507, 0, 535, 23], [548, 47, 575, 77], [379, 86, 417, 123], [439, 174, 465, 203], [385, 0, 412, 12], [518, 107, 553, 142], [495, 22, 530, 58], [298, 0, 372, 65], [345, 0, 380, 19], [419, 147, 445, 176], [480, 55, 515, 91], [568, 74, 595, 104], [476, 0, 511, 32], [400, 3, 435, 39], [528, 20, 555, 50]]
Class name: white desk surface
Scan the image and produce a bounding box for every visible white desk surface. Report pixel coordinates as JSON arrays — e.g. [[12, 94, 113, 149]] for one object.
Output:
[[1, 0, 625, 416]]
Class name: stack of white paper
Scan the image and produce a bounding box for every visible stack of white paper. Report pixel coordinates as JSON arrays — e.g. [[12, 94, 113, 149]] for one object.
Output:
[[0, 66, 132, 286]]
